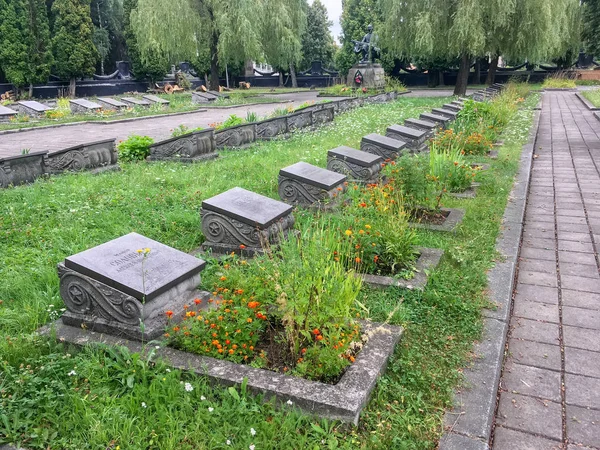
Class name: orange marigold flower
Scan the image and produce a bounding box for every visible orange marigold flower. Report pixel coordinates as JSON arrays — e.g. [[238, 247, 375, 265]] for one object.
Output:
[[247, 318, 253, 323], [165, 310, 173, 318], [229, 349, 235, 354], [239, 244, 246, 249], [313, 328, 320, 335], [316, 335, 324, 341], [173, 326, 180, 332], [219, 276, 227, 281], [194, 298, 201, 305], [247, 301, 260, 309], [355, 257, 361, 263]]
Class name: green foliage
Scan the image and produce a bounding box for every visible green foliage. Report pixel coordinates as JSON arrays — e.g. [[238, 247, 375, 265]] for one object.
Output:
[[387, 154, 439, 210], [245, 111, 259, 122], [300, 0, 335, 70], [91, 0, 126, 73], [0, 0, 53, 90], [170, 124, 203, 138], [219, 114, 244, 130], [117, 134, 153, 161], [429, 139, 475, 193], [582, 88, 600, 106], [542, 72, 577, 89], [51, 0, 98, 81], [583, 0, 600, 56]]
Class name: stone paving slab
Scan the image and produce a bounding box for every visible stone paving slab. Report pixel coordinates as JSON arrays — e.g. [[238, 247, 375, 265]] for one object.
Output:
[[492, 91, 600, 449]]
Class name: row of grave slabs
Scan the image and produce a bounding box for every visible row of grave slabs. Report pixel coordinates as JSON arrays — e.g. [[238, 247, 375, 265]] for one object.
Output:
[[42, 85, 504, 423]]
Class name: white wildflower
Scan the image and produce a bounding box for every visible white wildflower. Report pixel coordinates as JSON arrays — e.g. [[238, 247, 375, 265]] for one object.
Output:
[[286, 399, 293, 406], [67, 370, 76, 376], [250, 428, 256, 436], [208, 407, 214, 412], [226, 440, 231, 445], [184, 382, 193, 392], [141, 402, 147, 408], [200, 395, 206, 401], [249, 445, 255, 450]]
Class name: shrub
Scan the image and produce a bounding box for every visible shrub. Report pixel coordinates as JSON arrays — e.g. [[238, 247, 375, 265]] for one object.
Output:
[[219, 114, 244, 130], [542, 71, 576, 89], [171, 124, 203, 137], [117, 135, 154, 161], [429, 140, 476, 193], [245, 111, 259, 122]]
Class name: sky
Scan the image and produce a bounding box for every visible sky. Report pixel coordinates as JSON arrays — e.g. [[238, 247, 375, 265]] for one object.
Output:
[[312, 0, 343, 44]]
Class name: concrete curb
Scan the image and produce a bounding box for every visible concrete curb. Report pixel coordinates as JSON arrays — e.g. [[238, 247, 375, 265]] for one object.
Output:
[[438, 97, 543, 450], [574, 92, 598, 111]]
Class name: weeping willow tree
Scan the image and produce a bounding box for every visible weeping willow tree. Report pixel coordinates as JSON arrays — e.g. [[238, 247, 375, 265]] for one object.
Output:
[[131, 0, 268, 90], [260, 0, 307, 87], [381, 0, 581, 95]]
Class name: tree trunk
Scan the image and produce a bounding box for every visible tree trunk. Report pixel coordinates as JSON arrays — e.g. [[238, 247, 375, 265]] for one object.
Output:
[[278, 70, 284, 87], [427, 70, 439, 88], [204, 73, 209, 88], [28, 83, 33, 98], [453, 54, 470, 96], [474, 59, 481, 85], [439, 71, 445, 86], [290, 63, 298, 88], [69, 78, 77, 98], [486, 55, 499, 85], [209, 29, 220, 91]]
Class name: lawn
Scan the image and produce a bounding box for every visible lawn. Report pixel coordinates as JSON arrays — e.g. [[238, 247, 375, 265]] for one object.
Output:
[[581, 88, 600, 107], [0, 92, 538, 449]]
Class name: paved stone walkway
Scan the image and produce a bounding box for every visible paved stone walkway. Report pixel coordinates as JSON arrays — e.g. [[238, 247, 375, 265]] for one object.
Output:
[[0, 89, 473, 159], [493, 91, 600, 449]]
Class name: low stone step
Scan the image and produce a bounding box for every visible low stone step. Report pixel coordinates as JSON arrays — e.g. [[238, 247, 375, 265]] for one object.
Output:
[[420, 112, 450, 127], [278, 161, 347, 208], [69, 99, 103, 114], [327, 146, 383, 184], [121, 97, 151, 107], [96, 97, 129, 110], [16, 100, 53, 117], [143, 94, 170, 105], [386, 125, 428, 153], [431, 108, 458, 120], [361, 133, 407, 160]]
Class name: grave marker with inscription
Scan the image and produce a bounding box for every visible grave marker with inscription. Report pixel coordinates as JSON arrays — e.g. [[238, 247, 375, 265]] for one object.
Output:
[[326, 146, 384, 184], [278, 162, 347, 209], [58, 232, 207, 340]]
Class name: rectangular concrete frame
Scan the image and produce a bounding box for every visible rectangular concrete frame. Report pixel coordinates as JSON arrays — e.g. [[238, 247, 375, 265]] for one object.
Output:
[[361, 247, 444, 290], [410, 207, 466, 233], [439, 104, 541, 450], [576, 92, 598, 111], [42, 319, 402, 425]]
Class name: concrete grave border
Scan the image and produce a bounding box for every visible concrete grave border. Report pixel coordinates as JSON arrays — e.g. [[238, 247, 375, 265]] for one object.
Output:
[[575, 92, 598, 111], [438, 100, 542, 450], [41, 319, 402, 425], [409, 207, 466, 233]]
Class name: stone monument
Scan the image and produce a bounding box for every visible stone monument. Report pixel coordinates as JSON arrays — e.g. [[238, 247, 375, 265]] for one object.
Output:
[[346, 24, 385, 90]]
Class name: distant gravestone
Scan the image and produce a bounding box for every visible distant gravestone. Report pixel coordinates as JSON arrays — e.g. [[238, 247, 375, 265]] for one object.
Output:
[[58, 232, 207, 340], [442, 103, 462, 112], [326, 146, 383, 184], [385, 125, 428, 153], [192, 92, 218, 103], [69, 99, 103, 114], [0, 104, 17, 123], [121, 97, 151, 107], [361, 133, 407, 160], [278, 162, 347, 209], [16, 100, 53, 118], [96, 97, 129, 110], [200, 187, 295, 256], [420, 112, 450, 127], [143, 94, 170, 105], [431, 108, 458, 120], [403, 118, 439, 135]]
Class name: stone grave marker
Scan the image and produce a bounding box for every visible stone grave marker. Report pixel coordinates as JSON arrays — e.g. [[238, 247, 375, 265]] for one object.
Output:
[[192, 92, 218, 103], [96, 97, 129, 110], [420, 112, 450, 127], [326, 146, 384, 184], [58, 232, 207, 340], [16, 100, 53, 118], [442, 103, 462, 112], [278, 162, 347, 209], [431, 108, 458, 120], [143, 94, 170, 105], [215, 123, 256, 149], [361, 133, 407, 160], [312, 106, 335, 125], [69, 99, 103, 114], [47, 138, 118, 174], [256, 116, 288, 140], [121, 97, 151, 107], [286, 110, 313, 132], [0, 152, 47, 188], [148, 129, 217, 162], [403, 118, 439, 135], [0, 104, 17, 123], [385, 125, 428, 153], [201, 187, 295, 256]]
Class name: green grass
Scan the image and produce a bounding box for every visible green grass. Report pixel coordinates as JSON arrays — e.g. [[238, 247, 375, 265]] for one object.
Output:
[[582, 88, 600, 107], [0, 93, 539, 449]]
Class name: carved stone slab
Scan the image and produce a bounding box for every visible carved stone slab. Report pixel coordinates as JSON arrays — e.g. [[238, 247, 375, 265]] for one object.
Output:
[[59, 232, 207, 340], [64, 232, 205, 301], [0, 104, 18, 123], [286, 110, 313, 132], [451, 100, 465, 107], [278, 162, 347, 208], [365, 93, 388, 104], [386, 125, 428, 153], [403, 118, 439, 134], [420, 112, 450, 127], [326, 146, 383, 184], [215, 123, 256, 149], [16, 100, 52, 118], [121, 97, 151, 107], [256, 116, 288, 140], [192, 92, 218, 103], [431, 108, 458, 120], [312, 106, 335, 125], [143, 94, 170, 105], [336, 99, 354, 113], [201, 187, 295, 255], [0, 151, 47, 188], [47, 139, 118, 174], [69, 99, 103, 114], [361, 133, 407, 160], [442, 103, 461, 112], [148, 129, 217, 162], [96, 97, 129, 110]]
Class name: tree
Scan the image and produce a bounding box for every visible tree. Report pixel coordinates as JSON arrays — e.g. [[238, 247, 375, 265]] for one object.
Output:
[[130, 0, 265, 90], [300, 0, 335, 70], [91, 0, 126, 75], [122, 0, 168, 84], [583, 0, 600, 57], [336, 0, 382, 78], [0, 0, 53, 97], [52, 0, 98, 96], [380, 0, 581, 95]]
